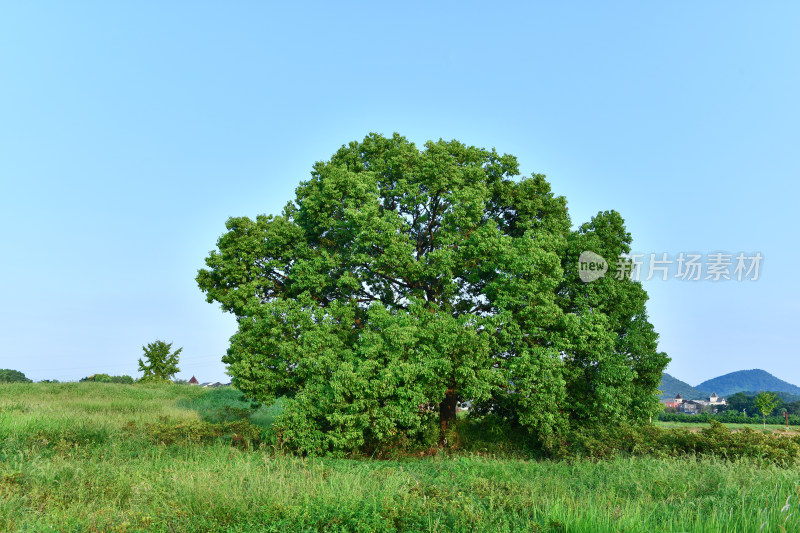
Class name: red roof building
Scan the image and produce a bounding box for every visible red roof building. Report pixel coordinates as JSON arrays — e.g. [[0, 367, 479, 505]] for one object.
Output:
[[663, 393, 683, 410]]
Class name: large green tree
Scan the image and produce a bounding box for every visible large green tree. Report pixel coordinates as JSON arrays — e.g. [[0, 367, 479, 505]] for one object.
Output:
[[197, 133, 668, 455]]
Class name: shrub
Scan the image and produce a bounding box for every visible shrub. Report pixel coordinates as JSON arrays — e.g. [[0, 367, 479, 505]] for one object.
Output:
[[555, 420, 800, 466], [139, 418, 263, 449]]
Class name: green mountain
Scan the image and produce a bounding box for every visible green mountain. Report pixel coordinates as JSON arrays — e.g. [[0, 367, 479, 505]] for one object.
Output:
[[659, 373, 707, 400], [695, 369, 800, 397]]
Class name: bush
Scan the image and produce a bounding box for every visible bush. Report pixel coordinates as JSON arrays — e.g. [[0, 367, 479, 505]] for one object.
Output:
[[555, 420, 800, 465], [452, 415, 542, 459], [268, 394, 444, 458], [137, 418, 263, 449]]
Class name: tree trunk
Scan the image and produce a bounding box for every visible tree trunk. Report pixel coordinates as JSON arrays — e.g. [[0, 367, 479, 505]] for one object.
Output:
[[439, 387, 458, 444]]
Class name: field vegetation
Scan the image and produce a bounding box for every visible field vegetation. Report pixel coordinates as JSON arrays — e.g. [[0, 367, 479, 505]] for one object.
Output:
[[3, 383, 800, 532], [656, 420, 800, 432]]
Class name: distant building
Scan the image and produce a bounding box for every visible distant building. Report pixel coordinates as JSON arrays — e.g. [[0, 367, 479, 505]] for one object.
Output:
[[681, 400, 703, 414], [663, 393, 683, 410], [709, 392, 725, 405], [662, 392, 726, 414], [188, 376, 199, 385]]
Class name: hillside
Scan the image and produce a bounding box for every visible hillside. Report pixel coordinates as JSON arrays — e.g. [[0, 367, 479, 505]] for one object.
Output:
[[695, 369, 800, 397], [659, 373, 707, 400]]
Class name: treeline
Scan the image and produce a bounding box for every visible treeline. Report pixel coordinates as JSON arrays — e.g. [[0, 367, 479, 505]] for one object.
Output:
[[722, 391, 800, 416], [0, 369, 140, 385], [3, 373, 198, 384], [79, 374, 135, 384]]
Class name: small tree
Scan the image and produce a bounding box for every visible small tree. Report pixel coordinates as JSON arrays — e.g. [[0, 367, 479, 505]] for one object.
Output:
[[754, 391, 779, 429], [138, 340, 182, 382]]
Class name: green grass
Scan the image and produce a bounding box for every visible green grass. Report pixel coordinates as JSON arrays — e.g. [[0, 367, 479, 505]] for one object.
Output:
[[3, 383, 800, 532]]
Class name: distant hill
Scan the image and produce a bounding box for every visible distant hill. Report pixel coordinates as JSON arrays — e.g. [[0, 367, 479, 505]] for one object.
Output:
[[659, 373, 707, 400], [695, 369, 800, 397]]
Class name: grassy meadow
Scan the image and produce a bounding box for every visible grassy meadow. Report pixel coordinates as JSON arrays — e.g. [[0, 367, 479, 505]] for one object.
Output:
[[2, 383, 800, 532]]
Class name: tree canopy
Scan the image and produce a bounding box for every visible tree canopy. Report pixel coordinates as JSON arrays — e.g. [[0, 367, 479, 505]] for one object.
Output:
[[0, 369, 32, 383], [197, 133, 669, 455]]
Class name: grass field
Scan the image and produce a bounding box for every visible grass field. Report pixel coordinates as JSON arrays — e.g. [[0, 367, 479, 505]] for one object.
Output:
[[3, 383, 800, 532]]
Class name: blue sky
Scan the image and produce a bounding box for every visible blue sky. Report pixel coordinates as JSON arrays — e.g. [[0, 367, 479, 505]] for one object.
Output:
[[1, 2, 798, 387]]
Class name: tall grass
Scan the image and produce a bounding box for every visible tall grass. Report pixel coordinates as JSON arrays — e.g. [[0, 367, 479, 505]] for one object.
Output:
[[2, 383, 800, 532]]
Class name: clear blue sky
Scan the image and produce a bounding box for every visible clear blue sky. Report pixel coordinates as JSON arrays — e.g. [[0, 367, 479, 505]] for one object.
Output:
[[1, 2, 798, 387]]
